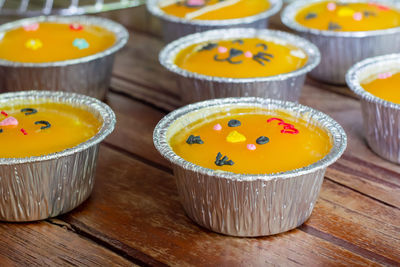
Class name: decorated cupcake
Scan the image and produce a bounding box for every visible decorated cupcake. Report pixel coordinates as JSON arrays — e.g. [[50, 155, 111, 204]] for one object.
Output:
[[0, 16, 129, 99], [347, 53, 400, 163], [282, 0, 400, 84], [159, 28, 320, 104], [147, 0, 282, 42], [153, 97, 347, 236], [0, 91, 115, 221]]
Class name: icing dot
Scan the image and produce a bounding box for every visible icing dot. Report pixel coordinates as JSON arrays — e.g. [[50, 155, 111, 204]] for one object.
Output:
[[23, 23, 39, 32], [327, 2, 336, 11], [25, 39, 43, 50], [0, 116, 18, 126], [70, 23, 83, 31], [244, 51, 253, 58], [353, 12, 363, 21], [378, 72, 392, 79], [73, 38, 89, 50], [213, 123, 222, 131], [226, 130, 246, 143], [218, 46, 228, 53], [247, 144, 256, 151]]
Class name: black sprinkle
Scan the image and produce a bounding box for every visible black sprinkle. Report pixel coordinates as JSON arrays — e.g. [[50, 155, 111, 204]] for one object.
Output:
[[34, 120, 51, 130], [305, 12, 317, 20], [232, 39, 244, 45], [363, 11, 376, 17], [328, 22, 342, 31], [256, 136, 270, 145], [199, 43, 218, 51], [214, 48, 243, 64], [252, 52, 273, 66], [186, 135, 204, 144], [336, 2, 348, 6], [0, 129, 2, 133], [215, 152, 234, 166], [228, 119, 241, 127], [21, 108, 37, 115], [256, 43, 268, 51], [229, 48, 243, 57]]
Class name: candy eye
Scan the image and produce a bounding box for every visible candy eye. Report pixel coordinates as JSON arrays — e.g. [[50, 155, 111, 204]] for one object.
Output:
[[35, 120, 51, 130], [21, 108, 37, 115]]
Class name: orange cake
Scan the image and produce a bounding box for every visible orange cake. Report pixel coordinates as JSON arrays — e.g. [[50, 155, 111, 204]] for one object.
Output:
[[0, 22, 116, 63], [295, 1, 400, 31], [361, 71, 400, 104], [160, 0, 270, 20], [174, 38, 308, 78], [170, 108, 332, 174], [0, 102, 101, 158]]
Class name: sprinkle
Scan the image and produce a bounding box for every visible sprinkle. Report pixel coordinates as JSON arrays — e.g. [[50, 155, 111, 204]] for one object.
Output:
[[73, 38, 89, 50], [353, 12, 363, 21], [218, 46, 228, 53], [186, 0, 205, 7], [369, 2, 390, 11], [21, 108, 37, 115], [256, 136, 270, 145], [247, 144, 256, 151], [25, 39, 43, 50], [70, 23, 84, 31], [186, 135, 204, 144], [232, 39, 244, 45], [338, 7, 355, 17], [328, 22, 342, 31], [226, 130, 246, 143], [1, 111, 8, 117], [35, 120, 51, 130], [0, 129, 2, 133], [199, 43, 217, 51], [228, 119, 241, 127], [256, 43, 268, 51], [215, 152, 234, 166], [244, 51, 253, 58], [0, 116, 18, 126], [305, 12, 317, 20], [20, 128, 28, 135], [23, 23, 39, 32], [252, 52, 273, 66], [378, 72, 392, 79], [290, 49, 306, 59], [327, 2, 336, 11], [213, 123, 222, 131], [363, 11, 376, 17]]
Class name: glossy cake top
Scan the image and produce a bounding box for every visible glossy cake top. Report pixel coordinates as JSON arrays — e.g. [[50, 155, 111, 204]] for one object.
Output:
[[160, 0, 270, 20], [169, 108, 332, 174], [361, 70, 400, 103], [0, 22, 116, 63], [0, 101, 102, 158], [174, 38, 308, 78], [295, 1, 400, 31]]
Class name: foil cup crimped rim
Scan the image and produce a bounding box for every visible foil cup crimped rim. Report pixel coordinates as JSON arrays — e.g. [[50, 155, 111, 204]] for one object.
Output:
[[281, 0, 400, 38], [0, 15, 129, 67], [153, 97, 347, 182], [159, 28, 321, 83], [146, 0, 282, 26], [0, 90, 116, 165], [346, 53, 400, 109]]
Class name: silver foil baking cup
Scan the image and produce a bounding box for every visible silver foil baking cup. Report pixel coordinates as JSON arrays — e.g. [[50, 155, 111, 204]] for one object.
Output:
[[346, 54, 400, 163], [0, 16, 129, 100], [0, 91, 116, 222], [159, 28, 321, 104], [147, 0, 282, 42], [153, 97, 347, 236], [282, 0, 400, 84]]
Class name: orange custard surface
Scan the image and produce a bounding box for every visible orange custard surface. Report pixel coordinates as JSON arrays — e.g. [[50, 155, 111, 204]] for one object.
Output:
[[170, 108, 332, 174], [361, 71, 400, 104], [174, 38, 308, 78], [160, 0, 270, 20], [0, 22, 116, 63], [295, 1, 400, 31], [0, 102, 101, 158]]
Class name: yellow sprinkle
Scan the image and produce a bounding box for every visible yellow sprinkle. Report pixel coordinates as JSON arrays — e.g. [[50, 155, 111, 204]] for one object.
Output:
[[337, 7, 355, 17], [226, 130, 246, 143], [25, 39, 43, 50]]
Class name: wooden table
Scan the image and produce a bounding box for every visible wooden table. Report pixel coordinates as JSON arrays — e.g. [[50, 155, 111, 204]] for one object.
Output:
[[1, 8, 399, 266]]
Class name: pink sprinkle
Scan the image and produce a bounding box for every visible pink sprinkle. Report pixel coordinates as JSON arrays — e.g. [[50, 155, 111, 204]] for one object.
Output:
[[244, 51, 253, 58], [353, 12, 363, 21], [327, 2, 336, 11], [187, 0, 205, 6], [23, 23, 39, 32], [378, 72, 393, 79], [1, 111, 8, 117], [247, 144, 256, 151], [20, 128, 28, 135], [218, 46, 228, 53], [0, 116, 18, 126], [213, 123, 222, 131]]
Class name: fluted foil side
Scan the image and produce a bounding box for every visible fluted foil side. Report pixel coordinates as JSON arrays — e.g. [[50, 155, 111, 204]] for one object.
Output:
[[147, 0, 282, 42], [282, 0, 400, 84]]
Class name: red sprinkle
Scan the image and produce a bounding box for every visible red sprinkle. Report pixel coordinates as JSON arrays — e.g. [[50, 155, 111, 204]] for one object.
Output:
[[20, 128, 28, 135], [1, 111, 8, 117]]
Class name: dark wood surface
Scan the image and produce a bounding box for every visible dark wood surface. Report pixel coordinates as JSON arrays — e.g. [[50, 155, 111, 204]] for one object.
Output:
[[1, 7, 399, 266]]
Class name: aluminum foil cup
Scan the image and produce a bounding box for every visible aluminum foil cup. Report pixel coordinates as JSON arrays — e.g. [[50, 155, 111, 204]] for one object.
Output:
[[282, 0, 400, 84], [153, 97, 347, 236], [346, 54, 400, 163], [0, 16, 129, 100], [159, 28, 320, 104], [0, 91, 116, 222], [147, 0, 282, 42]]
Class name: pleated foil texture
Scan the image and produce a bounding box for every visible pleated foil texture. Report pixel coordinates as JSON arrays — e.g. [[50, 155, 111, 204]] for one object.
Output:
[[153, 97, 347, 236], [159, 28, 320, 104], [347, 54, 400, 163], [147, 0, 282, 43], [0, 16, 129, 100], [0, 91, 116, 221], [282, 0, 400, 85]]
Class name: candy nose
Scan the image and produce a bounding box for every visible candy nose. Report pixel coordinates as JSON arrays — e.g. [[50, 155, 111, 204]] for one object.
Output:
[[0, 116, 18, 127]]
